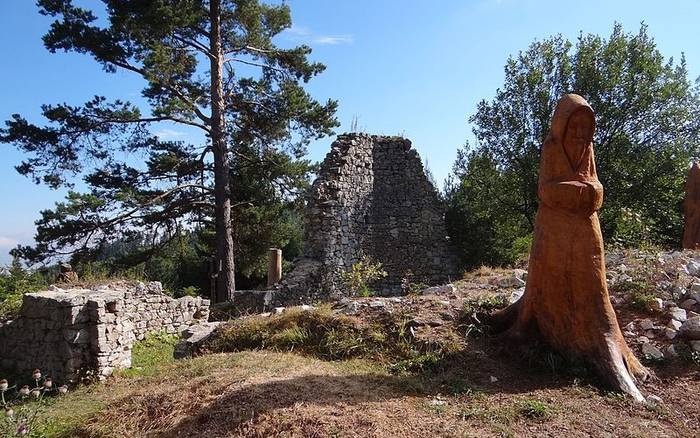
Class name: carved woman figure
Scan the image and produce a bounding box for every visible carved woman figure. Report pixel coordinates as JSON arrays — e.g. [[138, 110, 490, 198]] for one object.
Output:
[[682, 162, 700, 249], [492, 94, 648, 401]]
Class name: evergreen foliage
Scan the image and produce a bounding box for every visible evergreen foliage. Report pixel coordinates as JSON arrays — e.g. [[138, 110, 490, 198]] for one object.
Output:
[[1, 0, 338, 300]]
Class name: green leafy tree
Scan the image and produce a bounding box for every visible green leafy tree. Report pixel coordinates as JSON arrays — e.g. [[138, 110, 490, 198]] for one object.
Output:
[[0, 259, 49, 319], [447, 24, 700, 268], [1, 0, 338, 302]]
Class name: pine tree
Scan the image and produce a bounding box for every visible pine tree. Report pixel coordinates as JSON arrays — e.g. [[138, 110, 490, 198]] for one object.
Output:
[[1, 0, 338, 302]]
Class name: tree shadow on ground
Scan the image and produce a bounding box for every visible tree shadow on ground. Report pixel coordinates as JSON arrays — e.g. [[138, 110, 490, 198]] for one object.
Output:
[[153, 346, 582, 437]]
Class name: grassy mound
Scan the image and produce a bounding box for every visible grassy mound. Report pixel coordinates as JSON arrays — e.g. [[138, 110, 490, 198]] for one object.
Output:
[[205, 305, 463, 373]]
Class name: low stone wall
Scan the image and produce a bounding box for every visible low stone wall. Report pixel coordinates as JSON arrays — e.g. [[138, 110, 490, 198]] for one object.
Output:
[[0, 282, 209, 381]]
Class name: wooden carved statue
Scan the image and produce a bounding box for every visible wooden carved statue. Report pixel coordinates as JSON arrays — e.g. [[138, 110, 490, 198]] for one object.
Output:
[[682, 162, 700, 249], [492, 94, 649, 401]]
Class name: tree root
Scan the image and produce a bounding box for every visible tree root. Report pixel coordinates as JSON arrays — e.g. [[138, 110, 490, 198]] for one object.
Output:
[[489, 301, 649, 403]]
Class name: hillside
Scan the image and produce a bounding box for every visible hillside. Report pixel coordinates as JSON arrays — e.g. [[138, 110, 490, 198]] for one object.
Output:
[[14, 249, 698, 437]]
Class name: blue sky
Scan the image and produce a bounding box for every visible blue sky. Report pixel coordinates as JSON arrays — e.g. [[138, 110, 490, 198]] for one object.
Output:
[[1, 0, 699, 265]]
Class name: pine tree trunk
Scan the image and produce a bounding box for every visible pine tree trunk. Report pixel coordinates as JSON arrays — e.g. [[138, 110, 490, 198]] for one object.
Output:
[[210, 0, 235, 302]]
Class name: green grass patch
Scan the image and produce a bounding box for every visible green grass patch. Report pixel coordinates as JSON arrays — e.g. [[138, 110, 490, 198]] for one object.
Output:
[[458, 295, 509, 337], [459, 405, 518, 425], [116, 331, 179, 378], [518, 398, 551, 419], [613, 278, 658, 313]]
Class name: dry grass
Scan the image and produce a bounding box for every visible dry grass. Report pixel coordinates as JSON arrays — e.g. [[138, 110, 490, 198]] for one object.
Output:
[[34, 348, 700, 438], [461, 265, 513, 281], [29, 257, 700, 437], [205, 305, 463, 371]]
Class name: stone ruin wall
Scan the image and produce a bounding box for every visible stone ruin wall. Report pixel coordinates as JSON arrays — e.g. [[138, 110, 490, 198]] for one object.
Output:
[[0, 282, 209, 382], [280, 133, 459, 303]]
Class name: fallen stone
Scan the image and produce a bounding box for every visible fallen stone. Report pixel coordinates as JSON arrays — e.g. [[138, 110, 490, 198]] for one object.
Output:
[[641, 343, 664, 360], [422, 284, 456, 296], [273, 307, 285, 314], [667, 319, 682, 330], [669, 307, 687, 322], [409, 318, 443, 327], [174, 322, 222, 359], [687, 260, 700, 276], [507, 287, 525, 304], [689, 340, 700, 352], [341, 301, 363, 315], [680, 299, 698, 310], [665, 344, 679, 358], [662, 328, 677, 340], [679, 316, 700, 339], [368, 300, 386, 308], [645, 394, 663, 408], [512, 268, 527, 279], [429, 399, 447, 406], [498, 275, 526, 288], [639, 319, 655, 331]]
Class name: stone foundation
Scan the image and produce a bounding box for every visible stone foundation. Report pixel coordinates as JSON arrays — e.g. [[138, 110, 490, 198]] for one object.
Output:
[[0, 282, 209, 381]]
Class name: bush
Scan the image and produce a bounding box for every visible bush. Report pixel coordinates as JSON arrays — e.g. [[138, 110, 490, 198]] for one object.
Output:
[[339, 256, 388, 297], [446, 24, 700, 268], [0, 261, 48, 320]]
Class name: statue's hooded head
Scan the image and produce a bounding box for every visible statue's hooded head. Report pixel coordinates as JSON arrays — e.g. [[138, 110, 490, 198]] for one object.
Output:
[[547, 94, 596, 172]]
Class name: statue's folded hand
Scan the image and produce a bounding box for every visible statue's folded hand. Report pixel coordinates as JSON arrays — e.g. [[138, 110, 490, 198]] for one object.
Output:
[[539, 180, 602, 214]]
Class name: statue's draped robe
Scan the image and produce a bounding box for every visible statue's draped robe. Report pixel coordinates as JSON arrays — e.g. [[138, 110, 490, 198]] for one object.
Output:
[[504, 94, 647, 401], [524, 95, 610, 355]]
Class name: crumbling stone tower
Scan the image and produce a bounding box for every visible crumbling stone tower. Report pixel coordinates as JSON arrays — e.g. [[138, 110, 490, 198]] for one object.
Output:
[[280, 133, 459, 302]]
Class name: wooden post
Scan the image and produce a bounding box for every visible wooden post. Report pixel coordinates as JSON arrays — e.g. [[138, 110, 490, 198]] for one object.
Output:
[[267, 248, 282, 287]]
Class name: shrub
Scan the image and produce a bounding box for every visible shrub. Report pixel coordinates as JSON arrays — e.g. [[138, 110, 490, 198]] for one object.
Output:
[[0, 261, 48, 320], [339, 256, 388, 297], [459, 295, 509, 337]]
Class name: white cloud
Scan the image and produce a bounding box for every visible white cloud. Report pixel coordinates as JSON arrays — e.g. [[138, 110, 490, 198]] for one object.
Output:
[[0, 237, 18, 249], [313, 35, 354, 45], [284, 25, 311, 36], [155, 128, 186, 139], [281, 25, 353, 46]]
